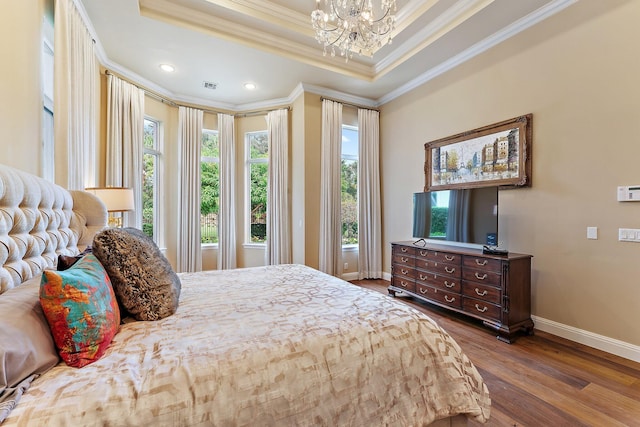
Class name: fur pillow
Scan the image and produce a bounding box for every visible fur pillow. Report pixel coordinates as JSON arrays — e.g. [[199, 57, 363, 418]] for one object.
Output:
[[92, 228, 181, 321]]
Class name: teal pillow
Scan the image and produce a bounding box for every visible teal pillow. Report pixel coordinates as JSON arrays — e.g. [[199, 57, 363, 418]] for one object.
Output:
[[40, 254, 120, 368]]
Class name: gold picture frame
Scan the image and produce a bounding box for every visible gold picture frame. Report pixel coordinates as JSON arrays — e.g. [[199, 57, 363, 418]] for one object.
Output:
[[425, 114, 532, 191]]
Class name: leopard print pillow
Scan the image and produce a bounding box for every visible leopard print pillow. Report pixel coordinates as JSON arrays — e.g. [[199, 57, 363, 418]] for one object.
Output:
[[92, 228, 181, 321]]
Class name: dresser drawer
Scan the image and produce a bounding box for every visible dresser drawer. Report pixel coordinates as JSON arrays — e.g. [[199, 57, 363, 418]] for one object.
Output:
[[462, 255, 502, 273], [415, 259, 461, 277], [462, 268, 501, 286], [392, 276, 416, 293], [463, 297, 501, 322], [462, 281, 501, 304], [393, 245, 416, 257], [415, 249, 461, 265], [417, 271, 461, 293], [417, 283, 461, 309], [392, 253, 414, 267], [394, 265, 415, 279]]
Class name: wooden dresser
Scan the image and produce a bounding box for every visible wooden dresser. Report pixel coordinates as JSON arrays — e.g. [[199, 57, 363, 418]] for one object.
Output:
[[389, 241, 534, 343]]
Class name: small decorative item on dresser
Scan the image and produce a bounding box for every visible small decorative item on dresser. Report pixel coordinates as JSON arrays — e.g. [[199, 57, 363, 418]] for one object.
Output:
[[389, 241, 534, 343]]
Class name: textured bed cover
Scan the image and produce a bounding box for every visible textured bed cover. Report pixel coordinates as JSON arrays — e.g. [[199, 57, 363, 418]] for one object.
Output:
[[4, 264, 490, 426]]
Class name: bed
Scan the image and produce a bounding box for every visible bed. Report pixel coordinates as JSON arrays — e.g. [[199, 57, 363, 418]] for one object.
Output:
[[0, 163, 490, 426]]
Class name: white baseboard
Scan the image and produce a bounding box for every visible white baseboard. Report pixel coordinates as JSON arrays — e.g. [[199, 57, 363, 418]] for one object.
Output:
[[374, 273, 640, 363], [341, 272, 359, 281], [382, 271, 392, 281], [532, 315, 640, 363]]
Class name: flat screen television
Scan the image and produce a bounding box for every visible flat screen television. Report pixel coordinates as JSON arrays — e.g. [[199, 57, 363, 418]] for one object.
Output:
[[412, 187, 499, 246]]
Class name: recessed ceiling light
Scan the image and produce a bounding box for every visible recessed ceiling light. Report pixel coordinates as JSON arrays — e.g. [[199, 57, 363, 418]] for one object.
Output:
[[159, 64, 175, 73], [244, 82, 256, 90]]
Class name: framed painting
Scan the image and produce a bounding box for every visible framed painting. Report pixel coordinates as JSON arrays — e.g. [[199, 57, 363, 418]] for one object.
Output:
[[424, 114, 532, 191]]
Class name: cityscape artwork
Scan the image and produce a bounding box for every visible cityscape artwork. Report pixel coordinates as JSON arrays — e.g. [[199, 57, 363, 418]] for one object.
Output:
[[425, 114, 532, 191]]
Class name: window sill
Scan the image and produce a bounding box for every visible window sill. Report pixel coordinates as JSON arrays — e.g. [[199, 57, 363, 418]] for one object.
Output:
[[243, 243, 266, 250], [342, 244, 358, 252]]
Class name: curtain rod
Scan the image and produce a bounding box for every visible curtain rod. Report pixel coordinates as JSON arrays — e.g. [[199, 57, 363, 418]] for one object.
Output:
[[104, 70, 291, 117], [320, 96, 379, 112]]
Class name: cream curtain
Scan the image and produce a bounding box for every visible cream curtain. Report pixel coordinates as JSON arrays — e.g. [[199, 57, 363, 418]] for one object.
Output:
[[265, 109, 291, 265], [218, 113, 237, 270], [177, 106, 203, 273], [319, 100, 343, 277], [105, 74, 144, 229], [357, 108, 383, 279], [54, 0, 97, 189]]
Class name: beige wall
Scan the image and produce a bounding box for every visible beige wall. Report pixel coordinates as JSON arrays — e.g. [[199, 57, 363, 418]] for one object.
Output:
[[0, 1, 45, 174], [381, 0, 640, 346]]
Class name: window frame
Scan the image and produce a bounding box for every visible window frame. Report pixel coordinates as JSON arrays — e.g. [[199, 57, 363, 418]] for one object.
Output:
[[341, 124, 359, 248], [244, 130, 269, 247], [201, 129, 220, 247], [142, 117, 164, 247]]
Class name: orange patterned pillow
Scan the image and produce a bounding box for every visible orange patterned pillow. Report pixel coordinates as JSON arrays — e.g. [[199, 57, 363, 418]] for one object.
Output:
[[40, 254, 120, 368]]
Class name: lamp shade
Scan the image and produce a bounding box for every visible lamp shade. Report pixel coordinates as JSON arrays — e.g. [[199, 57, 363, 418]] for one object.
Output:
[[85, 187, 134, 212]]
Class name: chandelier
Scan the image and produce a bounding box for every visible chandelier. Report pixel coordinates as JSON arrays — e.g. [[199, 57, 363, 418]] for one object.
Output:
[[311, 0, 397, 61]]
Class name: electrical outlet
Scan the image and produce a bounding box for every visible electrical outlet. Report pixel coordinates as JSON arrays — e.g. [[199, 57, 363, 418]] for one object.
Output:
[[344, 262, 348, 270]]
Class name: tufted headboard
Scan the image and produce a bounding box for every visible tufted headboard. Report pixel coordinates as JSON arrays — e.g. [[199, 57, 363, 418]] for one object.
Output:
[[0, 164, 107, 293]]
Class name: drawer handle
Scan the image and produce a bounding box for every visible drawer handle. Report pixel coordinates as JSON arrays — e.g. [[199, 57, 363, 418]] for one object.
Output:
[[474, 304, 488, 313], [420, 250, 428, 256], [445, 266, 456, 274], [400, 281, 408, 288], [444, 295, 455, 303], [475, 259, 488, 266], [401, 268, 409, 275], [445, 255, 454, 261], [419, 274, 428, 280], [475, 272, 487, 280], [401, 247, 408, 253], [444, 281, 455, 288], [475, 288, 488, 296], [401, 256, 409, 263], [419, 287, 429, 294]]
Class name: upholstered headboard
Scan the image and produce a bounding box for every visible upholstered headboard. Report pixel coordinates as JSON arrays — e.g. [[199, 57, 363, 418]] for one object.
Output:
[[0, 164, 107, 293]]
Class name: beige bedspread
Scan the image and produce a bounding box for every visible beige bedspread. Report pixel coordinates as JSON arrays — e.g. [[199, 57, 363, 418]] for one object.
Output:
[[4, 264, 490, 426]]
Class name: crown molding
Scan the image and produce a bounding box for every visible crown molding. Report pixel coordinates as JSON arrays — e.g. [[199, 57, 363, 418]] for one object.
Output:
[[80, 0, 576, 113], [378, 0, 578, 105]]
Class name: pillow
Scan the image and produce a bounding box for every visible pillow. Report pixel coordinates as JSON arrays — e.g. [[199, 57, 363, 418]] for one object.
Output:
[[0, 277, 59, 422], [92, 227, 181, 321], [40, 254, 120, 368], [57, 246, 93, 271]]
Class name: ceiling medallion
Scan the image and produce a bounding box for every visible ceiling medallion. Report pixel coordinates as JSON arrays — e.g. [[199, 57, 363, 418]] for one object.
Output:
[[311, 0, 396, 62]]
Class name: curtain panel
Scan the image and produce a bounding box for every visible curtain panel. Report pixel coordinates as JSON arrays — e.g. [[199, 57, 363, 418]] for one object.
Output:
[[265, 109, 291, 265], [357, 108, 383, 279], [177, 106, 203, 273], [54, 0, 97, 190], [105, 74, 145, 229], [319, 100, 343, 277], [217, 113, 237, 270]]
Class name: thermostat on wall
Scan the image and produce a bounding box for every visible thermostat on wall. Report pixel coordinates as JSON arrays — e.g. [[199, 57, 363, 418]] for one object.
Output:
[[617, 186, 640, 201]]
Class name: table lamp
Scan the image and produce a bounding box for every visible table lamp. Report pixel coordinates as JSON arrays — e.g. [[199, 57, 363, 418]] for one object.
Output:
[[85, 187, 134, 228]]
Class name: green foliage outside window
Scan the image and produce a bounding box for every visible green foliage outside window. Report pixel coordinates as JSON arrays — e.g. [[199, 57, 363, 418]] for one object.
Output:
[[142, 120, 157, 239], [248, 132, 268, 243], [201, 131, 219, 244], [341, 159, 358, 245]]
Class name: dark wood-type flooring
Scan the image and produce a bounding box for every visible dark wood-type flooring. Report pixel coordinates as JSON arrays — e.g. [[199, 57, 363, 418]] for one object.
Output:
[[350, 279, 640, 427]]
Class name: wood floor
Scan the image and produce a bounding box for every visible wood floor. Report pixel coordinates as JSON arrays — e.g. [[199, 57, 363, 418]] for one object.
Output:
[[350, 279, 640, 427]]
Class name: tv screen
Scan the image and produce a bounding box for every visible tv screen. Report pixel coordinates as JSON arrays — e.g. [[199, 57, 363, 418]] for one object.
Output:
[[412, 187, 498, 246]]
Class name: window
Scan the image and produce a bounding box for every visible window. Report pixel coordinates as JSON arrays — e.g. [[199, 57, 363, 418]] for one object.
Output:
[[201, 130, 219, 244], [245, 131, 268, 244], [342, 125, 358, 246], [41, 15, 54, 181], [143, 118, 162, 241]]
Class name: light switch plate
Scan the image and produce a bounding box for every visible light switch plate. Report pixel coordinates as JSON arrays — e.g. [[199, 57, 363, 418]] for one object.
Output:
[[586, 227, 598, 240]]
